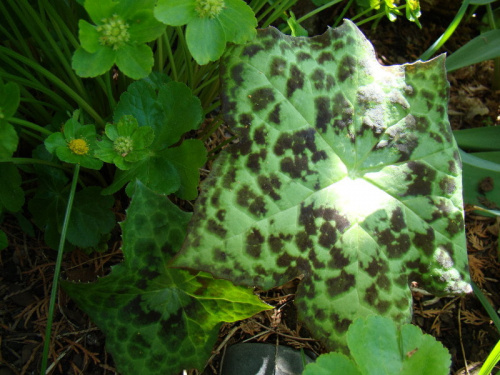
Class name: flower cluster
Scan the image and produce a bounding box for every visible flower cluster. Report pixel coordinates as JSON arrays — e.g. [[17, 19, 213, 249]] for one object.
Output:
[[95, 115, 154, 170], [72, 0, 165, 79], [154, 0, 257, 65]]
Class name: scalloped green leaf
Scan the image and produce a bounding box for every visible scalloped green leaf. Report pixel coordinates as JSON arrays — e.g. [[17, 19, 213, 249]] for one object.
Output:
[[62, 182, 270, 375], [173, 21, 471, 352], [303, 316, 451, 375]]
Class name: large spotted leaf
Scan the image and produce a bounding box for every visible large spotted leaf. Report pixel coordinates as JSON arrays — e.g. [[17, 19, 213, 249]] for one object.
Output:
[[173, 20, 472, 352], [62, 182, 270, 375]]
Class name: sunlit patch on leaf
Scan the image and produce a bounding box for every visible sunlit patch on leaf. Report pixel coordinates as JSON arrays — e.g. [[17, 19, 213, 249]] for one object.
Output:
[[173, 21, 471, 352]]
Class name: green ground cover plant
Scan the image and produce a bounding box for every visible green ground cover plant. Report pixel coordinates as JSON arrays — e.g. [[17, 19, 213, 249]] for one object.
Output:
[[1, 0, 499, 374]]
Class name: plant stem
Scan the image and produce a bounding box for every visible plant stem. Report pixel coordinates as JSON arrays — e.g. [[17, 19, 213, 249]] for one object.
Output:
[[420, 0, 470, 61], [176, 26, 194, 89], [9, 118, 52, 136], [40, 164, 80, 375], [1, 158, 69, 171], [0, 46, 105, 126], [486, 4, 500, 90]]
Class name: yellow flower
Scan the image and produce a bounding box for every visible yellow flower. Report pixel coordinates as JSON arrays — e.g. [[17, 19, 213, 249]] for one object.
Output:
[[68, 138, 90, 155]]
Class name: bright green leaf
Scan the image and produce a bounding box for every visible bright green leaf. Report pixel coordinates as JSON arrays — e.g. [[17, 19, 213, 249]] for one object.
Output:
[[0, 81, 20, 119], [348, 315, 404, 374], [155, 0, 257, 64], [154, 0, 197, 26], [115, 44, 155, 80], [304, 316, 451, 374], [83, 0, 117, 25], [303, 352, 362, 375], [78, 19, 101, 53], [349, 316, 451, 375], [446, 29, 500, 72], [460, 149, 500, 212], [72, 46, 116, 78], [173, 21, 471, 352], [399, 323, 451, 374], [154, 81, 203, 148], [75, 0, 164, 79], [128, 9, 167, 43], [62, 182, 270, 375], [218, 0, 257, 44], [114, 78, 202, 149], [186, 16, 226, 65], [453, 126, 500, 152], [0, 122, 19, 159], [162, 139, 207, 200]]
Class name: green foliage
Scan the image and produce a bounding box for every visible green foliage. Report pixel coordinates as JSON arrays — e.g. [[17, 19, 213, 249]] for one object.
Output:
[[303, 316, 451, 375], [28, 167, 115, 249], [453, 127, 500, 215], [0, 80, 20, 159], [154, 0, 257, 65], [103, 75, 206, 199], [95, 115, 155, 170], [0, 163, 24, 213], [311, 0, 421, 24], [0, 0, 486, 372], [62, 182, 271, 375], [73, 0, 166, 79], [174, 21, 471, 351], [45, 111, 103, 170], [446, 29, 500, 72]]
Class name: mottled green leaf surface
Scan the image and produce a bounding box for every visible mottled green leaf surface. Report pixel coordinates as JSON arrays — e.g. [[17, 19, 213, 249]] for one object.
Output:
[[63, 183, 270, 375], [174, 21, 471, 351]]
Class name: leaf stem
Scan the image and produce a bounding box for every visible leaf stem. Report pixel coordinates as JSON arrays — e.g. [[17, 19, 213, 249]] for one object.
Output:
[[420, 0, 470, 61], [175, 26, 194, 88], [40, 163, 80, 375], [163, 30, 179, 81], [9, 117, 52, 136], [0, 46, 105, 126], [1, 157, 69, 171]]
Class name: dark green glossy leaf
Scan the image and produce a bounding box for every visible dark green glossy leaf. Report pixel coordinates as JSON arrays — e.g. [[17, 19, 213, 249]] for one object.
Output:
[[29, 173, 114, 250], [0, 163, 24, 213]]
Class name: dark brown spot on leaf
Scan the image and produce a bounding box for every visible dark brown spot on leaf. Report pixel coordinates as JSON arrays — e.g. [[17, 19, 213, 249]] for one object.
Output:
[[286, 65, 305, 98], [250, 88, 275, 112], [246, 228, 264, 258], [326, 270, 355, 297]]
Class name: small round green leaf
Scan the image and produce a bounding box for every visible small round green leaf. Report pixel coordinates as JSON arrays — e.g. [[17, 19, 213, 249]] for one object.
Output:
[[154, 0, 197, 26], [303, 353, 362, 375], [186, 16, 226, 65], [218, 0, 257, 44], [115, 43, 154, 79], [72, 46, 116, 78]]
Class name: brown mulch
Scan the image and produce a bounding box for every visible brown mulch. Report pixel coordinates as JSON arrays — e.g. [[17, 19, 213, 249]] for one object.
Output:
[[1, 1, 500, 374]]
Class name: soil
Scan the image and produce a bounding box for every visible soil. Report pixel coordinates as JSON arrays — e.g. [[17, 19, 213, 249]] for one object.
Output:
[[1, 1, 500, 374]]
